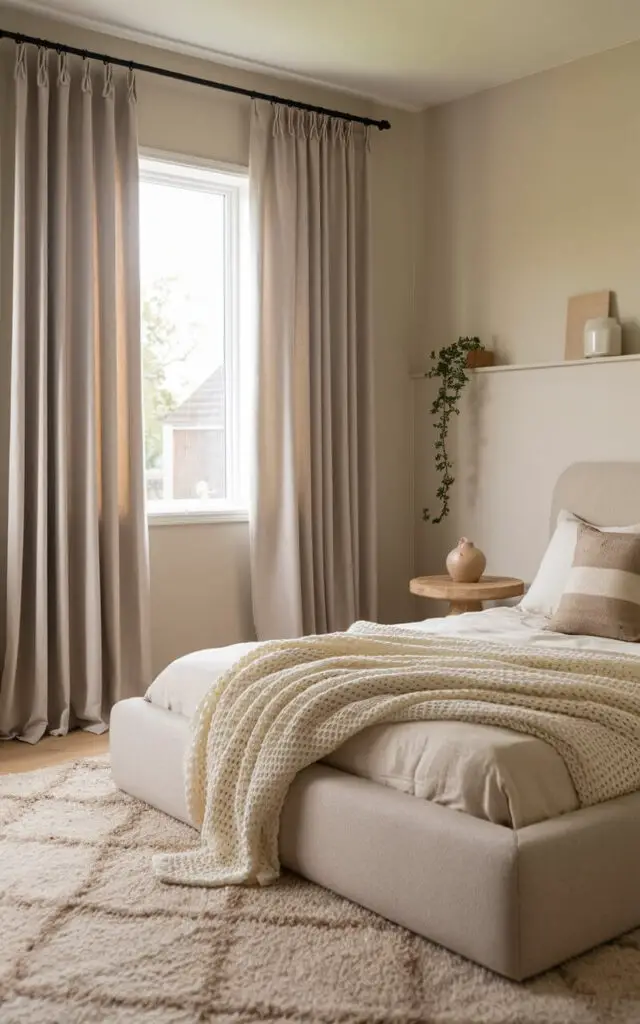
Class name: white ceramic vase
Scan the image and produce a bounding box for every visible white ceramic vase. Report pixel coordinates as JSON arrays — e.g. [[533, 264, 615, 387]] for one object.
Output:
[[583, 317, 621, 358], [446, 538, 486, 583]]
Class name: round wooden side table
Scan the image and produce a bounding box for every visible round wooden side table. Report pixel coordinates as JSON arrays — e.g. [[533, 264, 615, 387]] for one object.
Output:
[[409, 575, 525, 616]]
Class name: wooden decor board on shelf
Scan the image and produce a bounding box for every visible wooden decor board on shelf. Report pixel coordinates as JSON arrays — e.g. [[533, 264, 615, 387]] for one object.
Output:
[[565, 290, 610, 361]]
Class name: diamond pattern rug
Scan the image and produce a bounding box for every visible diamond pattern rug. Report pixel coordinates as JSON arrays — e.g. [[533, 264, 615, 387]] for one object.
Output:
[[1, 757, 640, 1023]]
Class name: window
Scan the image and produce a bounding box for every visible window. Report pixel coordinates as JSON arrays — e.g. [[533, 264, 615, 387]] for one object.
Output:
[[139, 153, 249, 522]]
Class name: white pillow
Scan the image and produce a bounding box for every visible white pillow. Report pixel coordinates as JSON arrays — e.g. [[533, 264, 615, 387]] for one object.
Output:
[[521, 509, 640, 618]]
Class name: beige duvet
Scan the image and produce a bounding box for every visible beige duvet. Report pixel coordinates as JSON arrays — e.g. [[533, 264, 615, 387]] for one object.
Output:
[[325, 718, 577, 827]]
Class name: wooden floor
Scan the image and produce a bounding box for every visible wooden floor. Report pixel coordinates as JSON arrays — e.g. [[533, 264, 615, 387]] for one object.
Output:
[[0, 731, 110, 774]]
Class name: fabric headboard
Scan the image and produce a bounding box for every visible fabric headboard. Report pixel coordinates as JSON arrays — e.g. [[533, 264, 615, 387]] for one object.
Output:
[[551, 462, 640, 532]]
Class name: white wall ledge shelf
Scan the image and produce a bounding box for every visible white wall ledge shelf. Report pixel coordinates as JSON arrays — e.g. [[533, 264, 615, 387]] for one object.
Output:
[[410, 353, 640, 378]]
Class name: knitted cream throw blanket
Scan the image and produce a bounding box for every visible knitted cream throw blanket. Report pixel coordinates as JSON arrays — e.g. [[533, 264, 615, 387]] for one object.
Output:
[[153, 622, 640, 887]]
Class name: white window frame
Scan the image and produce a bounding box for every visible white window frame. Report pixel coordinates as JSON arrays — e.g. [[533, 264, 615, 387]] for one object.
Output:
[[139, 149, 250, 526]]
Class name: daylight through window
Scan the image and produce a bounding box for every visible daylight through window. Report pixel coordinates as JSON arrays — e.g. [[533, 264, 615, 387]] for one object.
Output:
[[139, 154, 249, 519]]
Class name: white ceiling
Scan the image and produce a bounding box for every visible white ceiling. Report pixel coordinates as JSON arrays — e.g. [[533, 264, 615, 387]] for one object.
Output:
[[4, 0, 640, 109]]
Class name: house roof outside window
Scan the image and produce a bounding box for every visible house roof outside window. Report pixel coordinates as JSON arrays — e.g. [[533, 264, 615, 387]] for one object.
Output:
[[163, 365, 225, 428]]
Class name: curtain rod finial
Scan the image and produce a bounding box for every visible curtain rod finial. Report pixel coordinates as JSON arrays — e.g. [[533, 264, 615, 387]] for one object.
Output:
[[379, 120, 391, 131]]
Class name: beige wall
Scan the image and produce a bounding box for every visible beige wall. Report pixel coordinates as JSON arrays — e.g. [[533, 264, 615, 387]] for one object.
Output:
[[0, 5, 422, 675], [419, 40, 640, 369], [148, 524, 252, 676], [416, 41, 640, 588]]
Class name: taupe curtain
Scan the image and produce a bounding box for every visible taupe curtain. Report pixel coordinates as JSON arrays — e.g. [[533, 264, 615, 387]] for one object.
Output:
[[249, 101, 377, 640], [0, 45, 151, 742]]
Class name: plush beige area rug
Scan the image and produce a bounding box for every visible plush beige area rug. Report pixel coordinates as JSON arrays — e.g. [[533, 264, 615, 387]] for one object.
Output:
[[1, 759, 640, 1024]]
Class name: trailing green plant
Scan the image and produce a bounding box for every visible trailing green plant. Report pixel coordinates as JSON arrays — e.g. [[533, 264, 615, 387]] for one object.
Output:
[[422, 336, 483, 525]]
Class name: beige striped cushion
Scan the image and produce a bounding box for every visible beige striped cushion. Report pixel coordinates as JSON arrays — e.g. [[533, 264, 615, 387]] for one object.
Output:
[[549, 523, 640, 642]]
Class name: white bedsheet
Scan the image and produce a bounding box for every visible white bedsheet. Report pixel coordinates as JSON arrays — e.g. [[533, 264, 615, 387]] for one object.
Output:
[[145, 607, 640, 827]]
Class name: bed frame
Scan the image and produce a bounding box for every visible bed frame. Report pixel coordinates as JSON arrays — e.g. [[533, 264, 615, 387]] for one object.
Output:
[[110, 462, 640, 980]]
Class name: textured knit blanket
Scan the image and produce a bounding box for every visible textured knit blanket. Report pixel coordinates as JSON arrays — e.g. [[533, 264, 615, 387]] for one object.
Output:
[[153, 622, 640, 887]]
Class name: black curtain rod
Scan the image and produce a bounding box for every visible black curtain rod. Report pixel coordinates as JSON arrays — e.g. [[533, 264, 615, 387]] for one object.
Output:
[[0, 27, 391, 131]]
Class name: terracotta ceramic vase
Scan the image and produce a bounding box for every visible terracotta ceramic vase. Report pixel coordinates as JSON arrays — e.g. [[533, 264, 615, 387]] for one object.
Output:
[[446, 538, 486, 583]]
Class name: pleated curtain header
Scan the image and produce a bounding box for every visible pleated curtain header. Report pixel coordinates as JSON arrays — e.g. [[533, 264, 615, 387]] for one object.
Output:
[[13, 41, 137, 99], [269, 101, 370, 147]]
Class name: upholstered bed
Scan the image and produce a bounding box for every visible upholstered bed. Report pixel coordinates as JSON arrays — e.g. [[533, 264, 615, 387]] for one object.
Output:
[[110, 462, 640, 980]]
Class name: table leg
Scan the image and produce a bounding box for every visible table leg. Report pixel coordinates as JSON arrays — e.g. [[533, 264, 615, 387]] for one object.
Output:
[[448, 599, 483, 616]]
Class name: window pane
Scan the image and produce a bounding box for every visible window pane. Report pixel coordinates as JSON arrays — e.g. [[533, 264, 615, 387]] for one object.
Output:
[[140, 173, 226, 505]]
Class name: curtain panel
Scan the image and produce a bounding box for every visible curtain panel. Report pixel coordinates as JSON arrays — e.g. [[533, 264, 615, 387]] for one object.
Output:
[[0, 45, 151, 741], [249, 102, 377, 640]]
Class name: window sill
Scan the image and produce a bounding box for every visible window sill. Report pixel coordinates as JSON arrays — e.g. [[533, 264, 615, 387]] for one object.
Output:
[[147, 509, 249, 527]]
